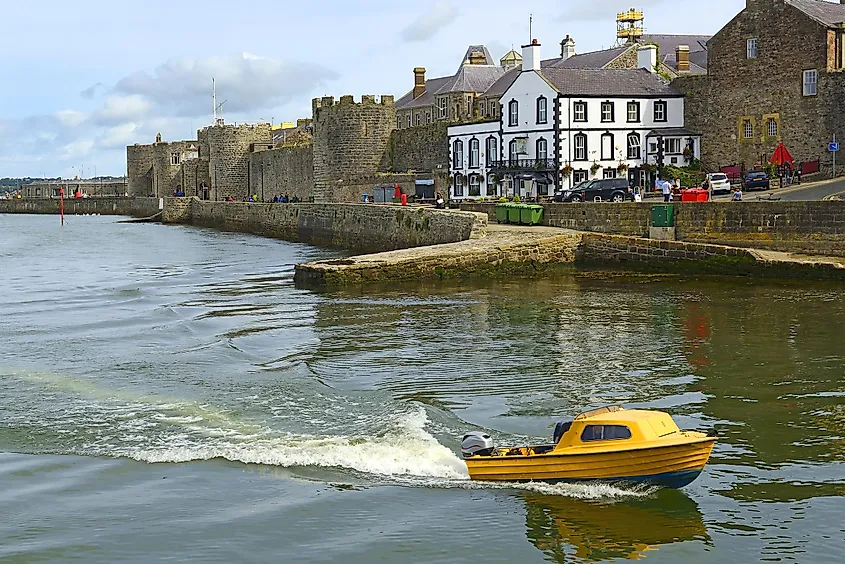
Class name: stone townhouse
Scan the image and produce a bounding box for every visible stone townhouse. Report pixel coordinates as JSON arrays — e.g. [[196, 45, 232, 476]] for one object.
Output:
[[448, 41, 701, 201], [395, 46, 505, 129], [675, 0, 845, 170]]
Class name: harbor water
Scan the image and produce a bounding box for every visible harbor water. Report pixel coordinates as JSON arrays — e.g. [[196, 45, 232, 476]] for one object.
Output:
[[1, 214, 844, 563]]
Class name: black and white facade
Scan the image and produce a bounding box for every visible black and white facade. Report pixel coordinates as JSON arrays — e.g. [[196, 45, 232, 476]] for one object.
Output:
[[448, 41, 701, 200]]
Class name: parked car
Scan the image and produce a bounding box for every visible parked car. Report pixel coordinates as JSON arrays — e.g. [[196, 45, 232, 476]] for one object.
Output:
[[706, 173, 731, 195], [555, 178, 631, 203], [553, 181, 589, 202], [742, 171, 770, 190]]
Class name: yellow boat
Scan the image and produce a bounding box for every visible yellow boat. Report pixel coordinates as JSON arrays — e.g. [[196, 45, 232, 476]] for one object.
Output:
[[460, 405, 716, 488]]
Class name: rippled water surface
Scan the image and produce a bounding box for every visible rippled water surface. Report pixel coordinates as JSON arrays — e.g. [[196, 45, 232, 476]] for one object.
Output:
[[1, 213, 844, 563]]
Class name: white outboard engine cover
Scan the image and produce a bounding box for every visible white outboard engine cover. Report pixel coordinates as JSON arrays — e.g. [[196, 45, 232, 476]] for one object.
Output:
[[461, 431, 494, 458]]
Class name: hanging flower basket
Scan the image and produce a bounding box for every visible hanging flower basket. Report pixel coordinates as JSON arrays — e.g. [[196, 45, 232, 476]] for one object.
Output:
[[617, 163, 629, 173], [590, 162, 601, 176], [560, 164, 573, 178]]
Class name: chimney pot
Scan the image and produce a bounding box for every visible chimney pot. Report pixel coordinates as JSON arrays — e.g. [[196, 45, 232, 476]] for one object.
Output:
[[676, 45, 690, 72], [413, 67, 426, 99]]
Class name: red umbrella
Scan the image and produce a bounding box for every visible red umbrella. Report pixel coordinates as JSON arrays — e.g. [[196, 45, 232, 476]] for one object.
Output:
[[770, 142, 794, 167]]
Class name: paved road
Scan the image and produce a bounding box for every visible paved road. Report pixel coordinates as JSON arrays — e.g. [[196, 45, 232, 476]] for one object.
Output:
[[711, 177, 845, 201]]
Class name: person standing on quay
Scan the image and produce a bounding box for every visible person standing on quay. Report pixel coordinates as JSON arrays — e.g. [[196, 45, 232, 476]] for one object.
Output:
[[660, 178, 671, 202]]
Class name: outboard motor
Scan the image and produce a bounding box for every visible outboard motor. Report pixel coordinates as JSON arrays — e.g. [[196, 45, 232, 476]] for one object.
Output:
[[461, 431, 495, 458]]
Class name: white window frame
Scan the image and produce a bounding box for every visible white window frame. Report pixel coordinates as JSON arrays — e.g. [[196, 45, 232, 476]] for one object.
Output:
[[397, 117, 402, 128], [601, 102, 613, 123], [509, 139, 518, 162], [466, 96, 473, 117], [486, 174, 498, 196], [803, 69, 817, 96], [438, 96, 447, 119], [743, 120, 753, 139], [509, 100, 519, 126], [486, 136, 498, 166], [426, 111, 431, 124], [171, 152, 181, 165], [573, 101, 587, 122], [603, 168, 617, 179], [767, 118, 778, 138], [453, 139, 464, 169], [627, 101, 639, 122], [407, 114, 411, 128], [537, 97, 547, 124], [664, 138, 682, 154], [600, 133, 614, 160], [654, 101, 667, 122], [627, 133, 641, 160], [573, 170, 588, 184], [415, 114, 421, 126], [468, 174, 481, 196], [574, 134, 587, 161], [747, 38, 758, 59], [469, 138, 480, 168], [537, 138, 548, 161], [453, 175, 464, 197]]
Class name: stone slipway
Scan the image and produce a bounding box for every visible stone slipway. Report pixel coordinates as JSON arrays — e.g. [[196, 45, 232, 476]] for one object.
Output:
[[295, 224, 845, 286]]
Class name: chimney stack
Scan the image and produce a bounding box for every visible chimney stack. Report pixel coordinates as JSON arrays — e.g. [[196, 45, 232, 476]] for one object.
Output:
[[522, 38, 541, 72], [413, 67, 426, 99], [560, 35, 576, 60], [676, 45, 690, 72], [637, 44, 657, 73]]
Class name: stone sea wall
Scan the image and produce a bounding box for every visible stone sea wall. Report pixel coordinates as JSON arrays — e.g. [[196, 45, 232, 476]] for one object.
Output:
[[460, 201, 845, 256], [170, 199, 487, 253], [0, 197, 161, 218]]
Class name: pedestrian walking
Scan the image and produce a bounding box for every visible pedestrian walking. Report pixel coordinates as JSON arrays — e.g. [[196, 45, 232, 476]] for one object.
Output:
[[659, 178, 671, 202]]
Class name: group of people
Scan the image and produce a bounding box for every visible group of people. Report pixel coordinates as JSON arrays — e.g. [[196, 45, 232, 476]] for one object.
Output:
[[656, 177, 744, 202]]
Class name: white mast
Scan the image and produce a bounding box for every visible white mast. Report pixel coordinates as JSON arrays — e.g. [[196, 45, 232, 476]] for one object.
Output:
[[212, 78, 217, 124]]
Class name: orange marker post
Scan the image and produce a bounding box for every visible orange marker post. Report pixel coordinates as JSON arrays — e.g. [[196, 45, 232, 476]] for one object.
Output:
[[59, 186, 65, 226]]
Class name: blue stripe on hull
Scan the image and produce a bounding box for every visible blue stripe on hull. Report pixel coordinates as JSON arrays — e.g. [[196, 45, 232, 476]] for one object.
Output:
[[540, 470, 702, 489]]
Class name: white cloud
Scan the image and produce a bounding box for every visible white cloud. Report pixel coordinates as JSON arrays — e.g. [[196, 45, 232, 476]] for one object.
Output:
[[401, 1, 457, 42], [93, 95, 151, 125], [55, 109, 87, 127], [99, 123, 140, 148], [60, 139, 95, 160], [113, 52, 336, 118]]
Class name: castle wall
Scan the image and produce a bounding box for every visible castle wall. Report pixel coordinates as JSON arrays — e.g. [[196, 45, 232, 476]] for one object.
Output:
[[381, 122, 449, 173], [127, 144, 154, 196], [178, 158, 210, 198], [204, 123, 272, 200], [248, 144, 314, 202], [312, 95, 396, 202]]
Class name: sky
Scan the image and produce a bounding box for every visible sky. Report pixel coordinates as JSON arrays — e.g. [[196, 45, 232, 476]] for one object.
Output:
[[0, 0, 748, 178]]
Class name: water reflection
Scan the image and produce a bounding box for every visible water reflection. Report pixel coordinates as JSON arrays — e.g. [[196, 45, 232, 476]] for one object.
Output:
[[523, 490, 709, 562]]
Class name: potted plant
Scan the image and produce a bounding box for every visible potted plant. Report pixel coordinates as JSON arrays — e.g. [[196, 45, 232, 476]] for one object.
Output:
[[560, 163, 573, 178], [590, 162, 601, 177], [513, 194, 521, 203]]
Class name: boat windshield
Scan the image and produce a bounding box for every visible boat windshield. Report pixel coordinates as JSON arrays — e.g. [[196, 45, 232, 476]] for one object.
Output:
[[553, 420, 573, 444]]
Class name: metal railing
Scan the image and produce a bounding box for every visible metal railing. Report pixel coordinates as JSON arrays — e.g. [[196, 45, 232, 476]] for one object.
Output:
[[488, 158, 557, 171]]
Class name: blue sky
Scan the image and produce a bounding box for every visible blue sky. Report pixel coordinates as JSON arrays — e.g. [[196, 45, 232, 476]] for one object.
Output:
[[0, 0, 746, 178]]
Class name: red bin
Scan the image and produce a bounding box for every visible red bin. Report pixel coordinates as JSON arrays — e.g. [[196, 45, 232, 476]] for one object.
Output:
[[696, 190, 709, 202], [680, 189, 698, 202], [401, 194, 408, 206]]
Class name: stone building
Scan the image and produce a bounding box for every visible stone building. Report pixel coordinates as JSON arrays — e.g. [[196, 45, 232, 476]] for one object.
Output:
[[674, 0, 845, 169], [395, 46, 505, 129]]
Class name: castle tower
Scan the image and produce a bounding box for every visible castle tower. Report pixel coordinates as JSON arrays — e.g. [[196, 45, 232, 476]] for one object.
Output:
[[126, 143, 154, 196], [311, 94, 396, 203], [202, 123, 272, 200]]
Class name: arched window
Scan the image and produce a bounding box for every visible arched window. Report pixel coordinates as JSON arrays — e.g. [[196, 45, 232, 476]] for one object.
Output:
[[536, 97, 547, 124], [469, 138, 480, 168], [509, 100, 519, 126], [573, 133, 587, 161], [486, 173, 498, 196], [601, 132, 614, 160], [453, 174, 464, 197], [486, 136, 498, 166], [627, 133, 641, 160], [536, 138, 548, 162], [468, 174, 481, 196], [509, 139, 519, 163], [767, 117, 778, 137], [452, 139, 464, 169]]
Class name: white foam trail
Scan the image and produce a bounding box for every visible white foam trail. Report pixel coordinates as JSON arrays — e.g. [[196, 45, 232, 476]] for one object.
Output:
[[126, 408, 470, 480]]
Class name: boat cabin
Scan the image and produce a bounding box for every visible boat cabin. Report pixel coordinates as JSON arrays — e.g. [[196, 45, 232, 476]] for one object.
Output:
[[553, 406, 682, 450]]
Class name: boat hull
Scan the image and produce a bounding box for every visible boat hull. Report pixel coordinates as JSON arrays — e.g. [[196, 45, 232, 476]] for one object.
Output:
[[465, 439, 714, 488]]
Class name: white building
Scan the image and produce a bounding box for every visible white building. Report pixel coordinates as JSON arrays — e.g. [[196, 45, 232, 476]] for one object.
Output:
[[447, 41, 701, 200]]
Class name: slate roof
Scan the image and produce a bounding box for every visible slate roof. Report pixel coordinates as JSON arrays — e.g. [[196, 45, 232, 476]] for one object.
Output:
[[433, 64, 505, 95], [646, 127, 700, 137], [540, 68, 681, 97], [547, 46, 630, 69], [395, 75, 453, 110], [640, 34, 711, 71], [480, 68, 520, 98], [457, 45, 495, 71], [788, 0, 845, 26]]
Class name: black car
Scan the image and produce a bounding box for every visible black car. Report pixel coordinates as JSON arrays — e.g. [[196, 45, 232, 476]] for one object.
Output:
[[742, 171, 770, 190], [554, 178, 631, 203]]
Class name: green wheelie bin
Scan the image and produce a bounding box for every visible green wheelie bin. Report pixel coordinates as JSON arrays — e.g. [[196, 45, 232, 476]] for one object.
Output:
[[508, 204, 523, 223], [495, 203, 510, 223], [520, 204, 544, 225]]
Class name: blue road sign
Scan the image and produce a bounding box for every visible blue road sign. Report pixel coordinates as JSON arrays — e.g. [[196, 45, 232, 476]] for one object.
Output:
[[829, 142, 839, 152]]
